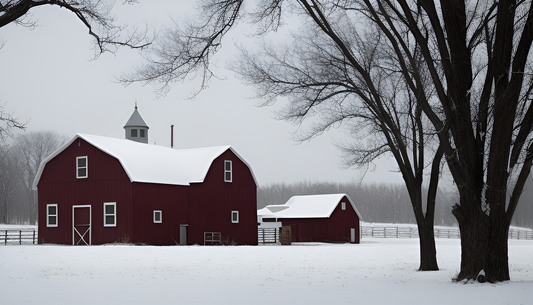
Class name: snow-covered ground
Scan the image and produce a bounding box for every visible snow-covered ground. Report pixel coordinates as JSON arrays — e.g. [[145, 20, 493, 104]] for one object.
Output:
[[1, 234, 531, 305]]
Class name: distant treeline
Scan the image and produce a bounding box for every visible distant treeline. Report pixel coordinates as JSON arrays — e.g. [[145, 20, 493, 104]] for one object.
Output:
[[257, 181, 533, 229]]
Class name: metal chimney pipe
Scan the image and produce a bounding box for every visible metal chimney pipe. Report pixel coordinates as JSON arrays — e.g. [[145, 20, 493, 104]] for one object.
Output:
[[171, 125, 174, 148]]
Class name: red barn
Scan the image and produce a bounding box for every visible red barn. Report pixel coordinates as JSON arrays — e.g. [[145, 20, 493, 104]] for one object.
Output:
[[258, 194, 362, 243], [33, 133, 258, 246]]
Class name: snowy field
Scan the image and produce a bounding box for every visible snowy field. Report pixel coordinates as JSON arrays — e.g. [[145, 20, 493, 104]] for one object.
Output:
[[1, 234, 531, 305]]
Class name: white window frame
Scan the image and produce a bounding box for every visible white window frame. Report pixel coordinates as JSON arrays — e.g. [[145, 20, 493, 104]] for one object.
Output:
[[224, 160, 232, 182], [341, 201, 346, 210], [76, 156, 88, 179], [231, 211, 239, 223], [153, 210, 162, 223], [103, 202, 117, 227], [47, 204, 58, 227]]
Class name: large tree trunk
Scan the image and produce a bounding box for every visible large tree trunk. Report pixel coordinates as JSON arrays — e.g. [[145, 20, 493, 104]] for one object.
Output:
[[417, 219, 438, 271], [486, 216, 510, 282], [452, 199, 511, 282], [453, 203, 488, 281]]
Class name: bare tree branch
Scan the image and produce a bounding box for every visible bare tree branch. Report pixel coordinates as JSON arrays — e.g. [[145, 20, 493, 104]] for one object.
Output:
[[0, 0, 152, 58]]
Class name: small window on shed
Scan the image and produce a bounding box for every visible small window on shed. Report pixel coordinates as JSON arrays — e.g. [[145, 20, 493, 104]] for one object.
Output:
[[341, 202, 346, 210], [224, 160, 232, 182], [76, 156, 88, 179], [154, 210, 162, 223], [131, 129, 138, 137], [140, 129, 145, 138], [231, 211, 239, 223], [47, 204, 58, 227], [104, 202, 116, 227]]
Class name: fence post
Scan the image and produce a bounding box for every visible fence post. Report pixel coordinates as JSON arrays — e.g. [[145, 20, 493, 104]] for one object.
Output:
[[4, 230, 6, 245], [19, 230, 22, 245], [33, 230, 36, 244]]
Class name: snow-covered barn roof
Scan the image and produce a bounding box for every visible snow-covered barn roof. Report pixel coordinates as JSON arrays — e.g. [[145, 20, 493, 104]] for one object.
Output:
[[258, 194, 362, 219], [33, 133, 257, 188]]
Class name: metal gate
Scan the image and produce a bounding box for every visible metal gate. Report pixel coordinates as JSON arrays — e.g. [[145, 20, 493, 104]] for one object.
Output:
[[72, 205, 92, 245]]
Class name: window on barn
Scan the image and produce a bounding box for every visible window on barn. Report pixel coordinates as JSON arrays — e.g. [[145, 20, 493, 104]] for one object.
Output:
[[47, 204, 58, 227], [231, 211, 239, 223], [224, 160, 232, 182], [341, 202, 346, 210], [76, 156, 88, 179], [140, 129, 145, 138], [104, 202, 116, 227], [154, 210, 162, 223], [131, 129, 138, 137]]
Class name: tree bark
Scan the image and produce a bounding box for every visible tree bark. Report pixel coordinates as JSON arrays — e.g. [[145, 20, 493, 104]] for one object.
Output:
[[417, 219, 438, 271], [453, 202, 488, 281], [485, 216, 510, 282]]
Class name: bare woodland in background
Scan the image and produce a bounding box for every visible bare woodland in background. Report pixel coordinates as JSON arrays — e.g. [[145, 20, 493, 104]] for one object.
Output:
[[0, 131, 66, 224], [257, 180, 533, 229]]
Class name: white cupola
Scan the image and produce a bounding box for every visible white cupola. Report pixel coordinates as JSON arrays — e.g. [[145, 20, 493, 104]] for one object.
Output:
[[124, 103, 149, 144]]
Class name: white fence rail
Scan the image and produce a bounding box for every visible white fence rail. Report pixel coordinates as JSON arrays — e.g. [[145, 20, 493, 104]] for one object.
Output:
[[362, 226, 533, 240], [258, 228, 279, 243], [0, 230, 38, 245]]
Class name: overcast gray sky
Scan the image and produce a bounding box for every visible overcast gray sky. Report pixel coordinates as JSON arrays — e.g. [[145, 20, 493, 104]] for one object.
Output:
[[0, 1, 403, 186]]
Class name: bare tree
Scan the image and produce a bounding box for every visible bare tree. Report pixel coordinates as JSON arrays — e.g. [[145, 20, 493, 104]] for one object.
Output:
[[0, 141, 21, 224], [0, 102, 26, 139], [0, 0, 151, 57], [1, 1, 151, 139], [122, 0, 533, 282], [13, 131, 67, 224], [227, 13, 443, 270], [123, 0, 443, 271]]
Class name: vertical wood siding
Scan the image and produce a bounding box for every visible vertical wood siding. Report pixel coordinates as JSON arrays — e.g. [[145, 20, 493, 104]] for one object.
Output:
[[281, 196, 360, 243], [38, 139, 133, 245], [188, 150, 258, 245], [38, 141, 258, 246], [131, 182, 189, 245]]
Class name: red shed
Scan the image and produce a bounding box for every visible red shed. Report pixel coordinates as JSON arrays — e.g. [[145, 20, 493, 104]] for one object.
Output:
[[33, 133, 258, 246], [258, 194, 362, 243]]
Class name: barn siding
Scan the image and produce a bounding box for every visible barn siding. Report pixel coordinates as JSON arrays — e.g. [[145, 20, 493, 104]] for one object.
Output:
[[37, 139, 258, 246], [37, 139, 133, 245], [280, 196, 360, 243], [188, 150, 257, 245], [327, 196, 360, 243], [131, 182, 189, 245], [39, 139, 130, 184]]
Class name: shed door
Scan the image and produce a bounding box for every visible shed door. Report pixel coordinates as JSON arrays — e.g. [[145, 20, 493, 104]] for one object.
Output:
[[180, 225, 188, 245], [73, 205, 92, 245], [351, 228, 356, 243]]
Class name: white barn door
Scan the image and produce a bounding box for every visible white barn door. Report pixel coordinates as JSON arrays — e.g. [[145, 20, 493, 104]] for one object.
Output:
[[73, 205, 92, 245], [350, 228, 356, 243]]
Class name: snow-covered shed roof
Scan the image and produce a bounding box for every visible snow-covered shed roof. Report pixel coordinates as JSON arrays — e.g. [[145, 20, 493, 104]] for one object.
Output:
[[33, 133, 257, 188], [258, 194, 362, 219]]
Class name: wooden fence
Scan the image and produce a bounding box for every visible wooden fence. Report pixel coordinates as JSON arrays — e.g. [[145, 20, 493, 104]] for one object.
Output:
[[0, 230, 38, 245], [361, 226, 533, 240], [258, 228, 279, 243]]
